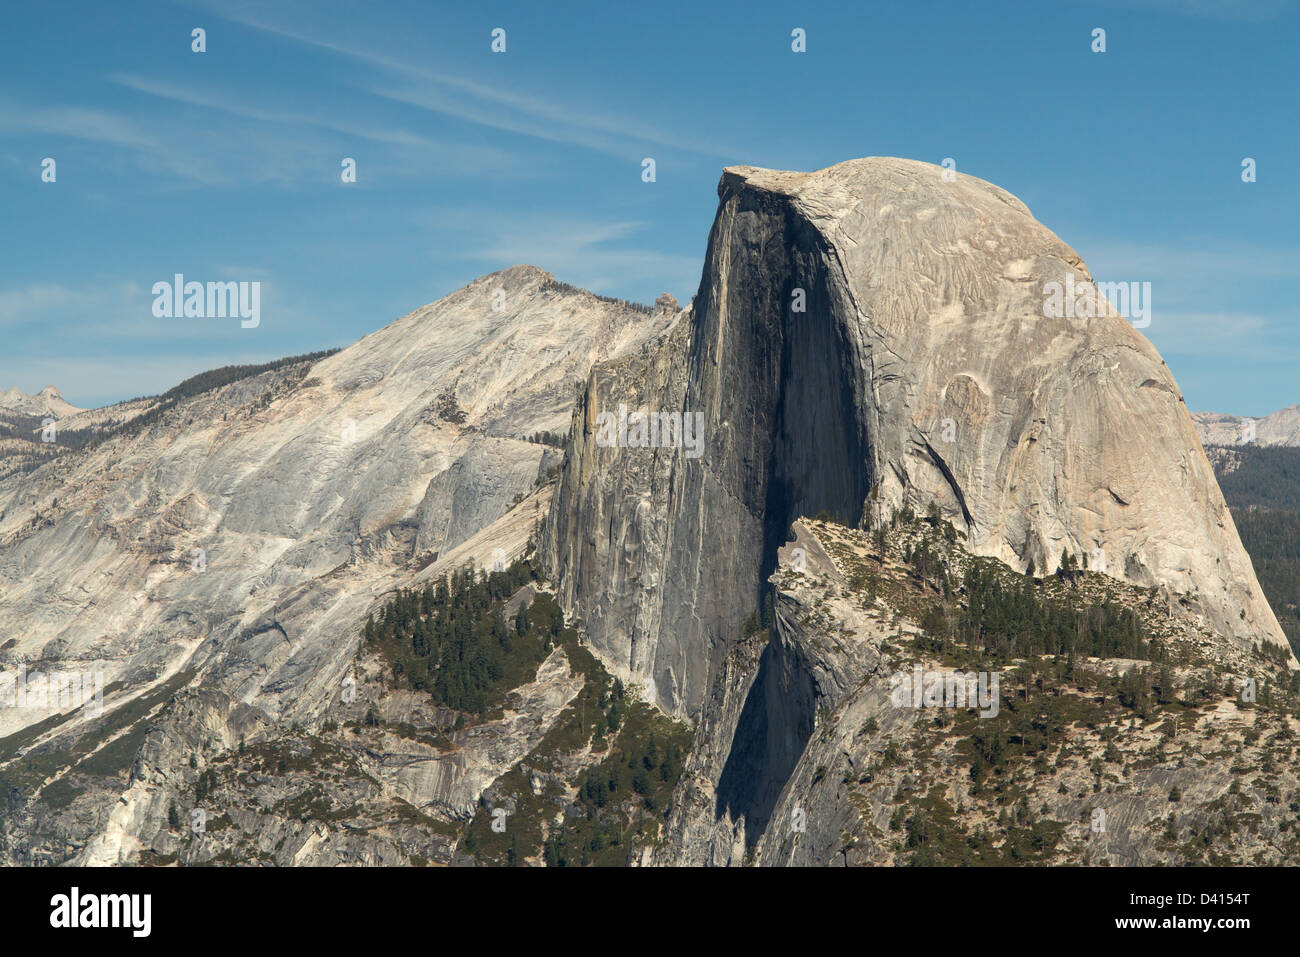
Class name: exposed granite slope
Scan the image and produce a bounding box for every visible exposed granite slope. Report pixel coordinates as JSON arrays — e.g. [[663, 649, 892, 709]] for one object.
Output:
[[544, 157, 1291, 724], [0, 267, 672, 863]]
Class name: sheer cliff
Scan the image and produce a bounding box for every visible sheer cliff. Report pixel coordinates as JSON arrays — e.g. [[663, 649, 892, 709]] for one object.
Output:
[[651, 516, 1300, 866], [543, 157, 1291, 723]]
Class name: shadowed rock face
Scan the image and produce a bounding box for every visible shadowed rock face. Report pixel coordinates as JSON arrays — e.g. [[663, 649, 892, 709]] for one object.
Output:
[[545, 156, 1292, 721]]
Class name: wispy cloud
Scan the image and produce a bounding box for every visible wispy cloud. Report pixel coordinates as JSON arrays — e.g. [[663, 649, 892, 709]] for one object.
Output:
[[0, 101, 157, 152], [0, 94, 297, 186], [106, 72, 519, 173], [370, 85, 640, 160], [0, 280, 144, 329], [0, 68, 523, 189], [1077, 238, 1300, 284], [1073, 237, 1300, 362], [1143, 311, 1298, 359], [196, 3, 745, 160]]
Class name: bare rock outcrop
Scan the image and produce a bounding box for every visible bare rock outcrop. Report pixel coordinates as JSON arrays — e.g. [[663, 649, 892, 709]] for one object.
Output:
[[544, 157, 1291, 722], [0, 266, 671, 862]]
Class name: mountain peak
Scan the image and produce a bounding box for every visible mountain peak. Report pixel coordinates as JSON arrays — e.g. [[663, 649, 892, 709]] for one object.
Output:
[[0, 384, 82, 418], [547, 156, 1292, 719], [493, 263, 557, 284]]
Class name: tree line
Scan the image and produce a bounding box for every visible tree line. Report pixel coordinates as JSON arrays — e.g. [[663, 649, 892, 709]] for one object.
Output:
[[362, 559, 562, 715]]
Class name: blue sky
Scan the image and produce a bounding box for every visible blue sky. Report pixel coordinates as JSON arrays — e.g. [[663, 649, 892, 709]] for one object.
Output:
[[2, 0, 1297, 412]]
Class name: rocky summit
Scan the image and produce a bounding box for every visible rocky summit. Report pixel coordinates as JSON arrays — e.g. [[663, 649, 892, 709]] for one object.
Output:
[[544, 157, 1290, 723], [1, 158, 1296, 868]]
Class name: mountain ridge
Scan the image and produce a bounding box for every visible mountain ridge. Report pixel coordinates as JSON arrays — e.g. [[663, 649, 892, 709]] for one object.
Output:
[[1, 157, 1294, 867], [1192, 404, 1300, 448], [0, 264, 674, 864], [0, 385, 82, 419]]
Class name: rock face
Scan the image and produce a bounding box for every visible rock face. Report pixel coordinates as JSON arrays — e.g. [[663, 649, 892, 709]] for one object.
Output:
[[653, 518, 1300, 867], [0, 266, 673, 863], [66, 641, 585, 867], [1192, 404, 1300, 447], [0, 265, 670, 735], [544, 157, 1291, 722]]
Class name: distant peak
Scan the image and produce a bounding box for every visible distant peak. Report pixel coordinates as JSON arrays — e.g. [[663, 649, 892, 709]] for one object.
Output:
[[495, 264, 556, 284], [0, 383, 83, 416], [475, 265, 662, 316]]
